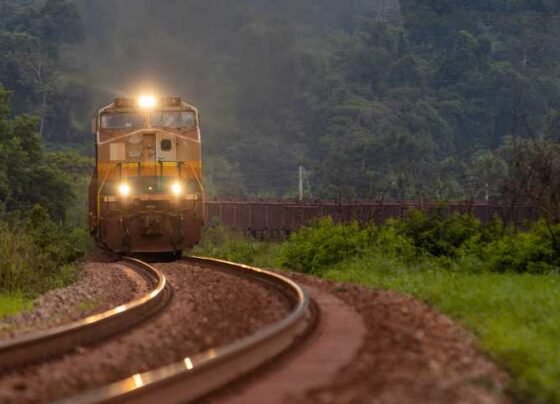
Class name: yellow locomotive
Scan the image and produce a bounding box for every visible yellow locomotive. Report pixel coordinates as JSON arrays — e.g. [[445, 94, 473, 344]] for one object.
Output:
[[88, 96, 204, 254]]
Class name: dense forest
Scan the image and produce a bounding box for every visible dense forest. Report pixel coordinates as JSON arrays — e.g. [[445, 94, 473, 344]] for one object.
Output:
[[1, 0, 560, 201], [0, 0, 91, 293]]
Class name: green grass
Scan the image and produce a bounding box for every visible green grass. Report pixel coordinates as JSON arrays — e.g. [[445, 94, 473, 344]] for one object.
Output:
[[324, 254, 560, 404], [76, 299, 97, 313], [0, 293, 31, 319], [190, 222, 283, 268]]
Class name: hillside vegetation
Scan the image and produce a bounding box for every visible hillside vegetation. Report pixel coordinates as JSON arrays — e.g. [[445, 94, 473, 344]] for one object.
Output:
[[0, 84, 90, 307], [77, 0, 560, 199], [1, 1, 559, 199], [0, 1, 92, 307]]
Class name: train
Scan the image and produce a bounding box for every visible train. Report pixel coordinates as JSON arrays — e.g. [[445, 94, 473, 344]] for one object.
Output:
[[88, 95, 205, 254]]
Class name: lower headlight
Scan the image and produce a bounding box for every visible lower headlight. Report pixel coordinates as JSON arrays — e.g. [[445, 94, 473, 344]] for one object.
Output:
[[118, 183, 131, 197], [171, 181, 183, 196]]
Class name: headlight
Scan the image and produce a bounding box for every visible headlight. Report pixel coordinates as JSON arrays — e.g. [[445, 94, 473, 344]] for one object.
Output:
[[171, 181, 183, 196], [138, 95, 157, 109], [118, 183, 131, 197]]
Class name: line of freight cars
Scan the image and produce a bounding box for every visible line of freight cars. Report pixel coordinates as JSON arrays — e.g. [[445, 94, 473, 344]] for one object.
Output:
[[205, 200, 537, 240]]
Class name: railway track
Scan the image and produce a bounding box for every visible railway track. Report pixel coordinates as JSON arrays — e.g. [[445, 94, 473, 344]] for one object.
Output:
[[0, 256, 314, 403], [0, 257, 171, 372], [59, 256, 314, 404]]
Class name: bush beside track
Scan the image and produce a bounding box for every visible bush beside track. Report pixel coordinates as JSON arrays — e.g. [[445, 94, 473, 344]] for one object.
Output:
[[0, 89, 93, 317], [193, 212, 560, 404], [0, 206, 91, 317]]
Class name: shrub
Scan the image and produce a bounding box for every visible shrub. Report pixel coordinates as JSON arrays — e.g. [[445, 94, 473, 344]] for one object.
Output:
[[0, 205, 91, 295], [483, 221, 560, 274], [279, 217, 370, 273], [371, 221, 416, 261], [191, 220, 279, 267], [395, 210, 482, 258], [200, 211, 560, 277]]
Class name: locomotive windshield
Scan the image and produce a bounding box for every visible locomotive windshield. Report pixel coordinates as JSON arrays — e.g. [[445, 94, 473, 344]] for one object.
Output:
[[101, 113, 145, 129], [150, 111, 196, 129]]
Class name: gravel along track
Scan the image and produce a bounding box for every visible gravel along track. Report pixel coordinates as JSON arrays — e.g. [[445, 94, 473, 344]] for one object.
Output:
[[0, 262, 147, 340], [0, 261, 291, 403]]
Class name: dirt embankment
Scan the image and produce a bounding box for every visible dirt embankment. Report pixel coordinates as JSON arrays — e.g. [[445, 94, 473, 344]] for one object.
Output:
[[212, 272, 509, 404], [289, 273, 509, 404]]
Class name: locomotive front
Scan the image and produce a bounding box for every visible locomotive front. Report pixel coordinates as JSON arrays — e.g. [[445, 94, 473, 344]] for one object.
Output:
[[88, 96, 204, 254]]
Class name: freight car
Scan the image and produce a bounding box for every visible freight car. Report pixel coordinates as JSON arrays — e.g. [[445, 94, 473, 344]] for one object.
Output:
[[88, 96, 204, 254]]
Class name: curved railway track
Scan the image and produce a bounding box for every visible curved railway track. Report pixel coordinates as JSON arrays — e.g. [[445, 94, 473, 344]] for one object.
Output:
[[59, 256, 314, 404], [0, 257, 171, 372], [0, 256, 313, 403]]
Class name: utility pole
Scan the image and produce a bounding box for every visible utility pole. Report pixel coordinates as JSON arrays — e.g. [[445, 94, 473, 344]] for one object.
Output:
[[299, 166, 304, 201]]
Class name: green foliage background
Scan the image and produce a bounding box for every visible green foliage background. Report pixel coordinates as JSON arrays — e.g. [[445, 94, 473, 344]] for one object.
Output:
[[0, 1, 93, 299], [75, 0, 560, 199], [2, 1, 560, 199], [0, 85, 91, 297], [277, 213, 560, 276]]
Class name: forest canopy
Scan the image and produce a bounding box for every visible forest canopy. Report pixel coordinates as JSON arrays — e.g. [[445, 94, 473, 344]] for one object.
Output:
[[1, 0, 560, 200]]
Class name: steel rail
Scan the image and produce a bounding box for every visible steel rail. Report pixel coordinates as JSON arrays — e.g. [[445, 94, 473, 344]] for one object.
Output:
[[60, 256, 314, 404], [0, 257, 171, 372]]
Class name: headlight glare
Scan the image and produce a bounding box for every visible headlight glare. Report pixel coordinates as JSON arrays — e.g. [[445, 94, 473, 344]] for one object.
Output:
[[118, 183, 131, 197], [138, 95, 157, 109], [171, 181, 183, 196]]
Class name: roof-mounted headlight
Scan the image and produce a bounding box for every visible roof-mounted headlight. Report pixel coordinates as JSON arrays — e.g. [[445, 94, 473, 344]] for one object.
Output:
[[138, 95, 157, 109]]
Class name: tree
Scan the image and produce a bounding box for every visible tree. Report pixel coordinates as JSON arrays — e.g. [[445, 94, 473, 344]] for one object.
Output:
[[0, 32, 59, 137], [500, 138, 560, 250], [0, 0, 86, 142], [0, 84, 75, 220]]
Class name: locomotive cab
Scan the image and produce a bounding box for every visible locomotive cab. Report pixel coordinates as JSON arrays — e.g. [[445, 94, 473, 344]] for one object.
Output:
[[88, 96, 205, 254]]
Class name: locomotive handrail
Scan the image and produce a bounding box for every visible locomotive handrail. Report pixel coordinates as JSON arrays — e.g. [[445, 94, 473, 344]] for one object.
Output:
[[96, 162, 120, 225], [184, 161, 205, 208], [184, 161, 204, 193], [183, 161, 206, 217]]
